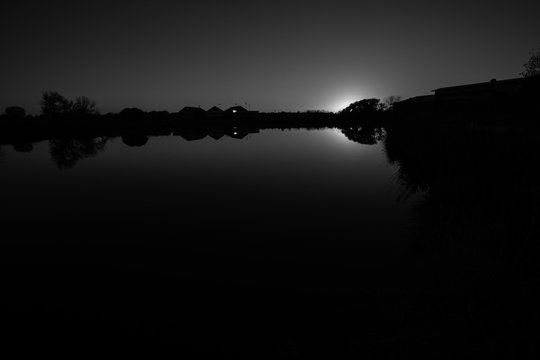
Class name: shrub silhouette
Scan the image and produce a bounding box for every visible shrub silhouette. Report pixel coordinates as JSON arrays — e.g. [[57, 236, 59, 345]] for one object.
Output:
[[4, 106, 26, 119], [13, 143, 34, 153]]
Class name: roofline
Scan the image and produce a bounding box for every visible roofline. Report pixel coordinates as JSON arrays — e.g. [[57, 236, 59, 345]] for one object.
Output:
[[432, 77, 525, 92]]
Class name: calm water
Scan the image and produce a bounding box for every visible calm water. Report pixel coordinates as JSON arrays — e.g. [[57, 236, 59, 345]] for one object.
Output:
[[0, 128, 422, 354], [1, 129, 420, 277], [1, 128, 417, 258], [3, 123, 538, 357]]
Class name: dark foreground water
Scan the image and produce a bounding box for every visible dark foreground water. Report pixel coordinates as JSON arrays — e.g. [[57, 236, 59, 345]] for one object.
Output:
[[1, 129, 417, 260], [2, 125, 539, 358], [0, 128, 423, 356]]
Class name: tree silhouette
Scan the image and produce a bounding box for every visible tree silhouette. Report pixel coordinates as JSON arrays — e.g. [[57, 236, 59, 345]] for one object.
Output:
[[72, 96, 98, 115], [339, 98, 383, 114], [41, 91, 72, 117], [520, 45, 540, 77]]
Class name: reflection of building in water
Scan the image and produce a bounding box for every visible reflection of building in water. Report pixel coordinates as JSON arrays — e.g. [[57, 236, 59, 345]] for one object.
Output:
[[172, 125, 260, 141], [174, 128, 207, 141], [207, 126, 225, 140], [225, 126, 259, 139]]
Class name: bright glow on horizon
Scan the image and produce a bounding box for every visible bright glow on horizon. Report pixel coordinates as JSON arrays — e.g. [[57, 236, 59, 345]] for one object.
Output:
[[325, 86, 369, 113], [332, 98, 362, 113]]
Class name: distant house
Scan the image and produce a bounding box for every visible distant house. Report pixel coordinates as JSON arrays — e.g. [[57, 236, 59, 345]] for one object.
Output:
[[225, 106, 248, 115], [393, 95, 437, 114], [178, 106, 206, 119], [433, 76, 540, 116], [432, 77, 528, 103], [396, 75, 540, 117], [207, 106, 224, 118]]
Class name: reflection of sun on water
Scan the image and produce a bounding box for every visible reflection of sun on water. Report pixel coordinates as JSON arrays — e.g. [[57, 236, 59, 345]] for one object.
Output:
[[326, 128, 357, 145]]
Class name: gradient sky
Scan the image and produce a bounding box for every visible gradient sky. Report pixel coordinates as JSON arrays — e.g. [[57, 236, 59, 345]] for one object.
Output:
[[1, 0, 539, 114]]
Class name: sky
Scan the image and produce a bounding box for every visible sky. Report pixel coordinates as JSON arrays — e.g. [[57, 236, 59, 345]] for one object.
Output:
[[1, 0, 539, 114]]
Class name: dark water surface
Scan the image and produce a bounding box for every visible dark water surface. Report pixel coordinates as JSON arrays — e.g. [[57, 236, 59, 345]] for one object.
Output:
[[0, 129, 422, 356]]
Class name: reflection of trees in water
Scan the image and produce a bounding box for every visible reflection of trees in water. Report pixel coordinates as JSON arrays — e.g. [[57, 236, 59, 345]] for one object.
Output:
[[339, 125, 383, 145], [49, 137, 108, 169], [385, 120, 539, 243], [13, 143, 34, 153], [121, 134, 149, 147], [382, 120, 540, 355], [384, 128, 433, 201]]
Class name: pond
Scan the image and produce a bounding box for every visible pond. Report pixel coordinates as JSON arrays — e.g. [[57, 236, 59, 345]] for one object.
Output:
[[1, 127, 419, 262], [2, 123, 540, 357], [0, 127, 424, 355]]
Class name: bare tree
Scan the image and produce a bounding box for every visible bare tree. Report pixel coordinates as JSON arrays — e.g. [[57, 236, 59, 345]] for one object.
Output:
[[72, 96, 98, 115], [520, 45, 540, 77]]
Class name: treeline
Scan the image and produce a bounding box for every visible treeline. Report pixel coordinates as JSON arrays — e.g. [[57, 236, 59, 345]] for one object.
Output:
[[0, 92, 396, 145]]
